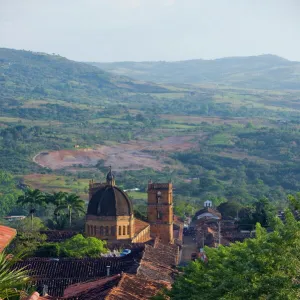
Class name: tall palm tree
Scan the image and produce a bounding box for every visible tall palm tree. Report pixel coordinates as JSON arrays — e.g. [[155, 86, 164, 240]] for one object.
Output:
[[54, 193, 85, 227], [45, 191, 68, 230], [0, 252, 29, 299], [17, 189, 45, 231], [45, 191, 67, 207]]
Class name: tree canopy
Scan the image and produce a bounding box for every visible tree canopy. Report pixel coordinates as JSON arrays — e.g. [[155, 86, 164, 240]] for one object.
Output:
[[35, 234, 108, 258], [167, 210, 300, 300]]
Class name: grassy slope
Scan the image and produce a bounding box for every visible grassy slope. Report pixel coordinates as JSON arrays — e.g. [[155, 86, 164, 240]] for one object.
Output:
[[0, 48, 170, 104]]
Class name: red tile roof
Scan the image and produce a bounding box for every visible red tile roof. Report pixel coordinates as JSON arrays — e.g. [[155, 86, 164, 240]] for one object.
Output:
[[13, 253, 142, 297], [0, 225, 16, 252], [134, 219, 150, 236], [63, 275, 121, 299], [106, 273, 168, 300]]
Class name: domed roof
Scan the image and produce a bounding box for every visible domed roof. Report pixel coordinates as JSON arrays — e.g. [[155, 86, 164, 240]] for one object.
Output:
[[87, 185, 133, 217]]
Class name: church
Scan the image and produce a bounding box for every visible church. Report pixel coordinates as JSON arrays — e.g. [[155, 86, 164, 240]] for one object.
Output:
[[85, 168, 179, 245]]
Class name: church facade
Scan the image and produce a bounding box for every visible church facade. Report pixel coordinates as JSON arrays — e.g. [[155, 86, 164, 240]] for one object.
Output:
[[85, 169, 175, 245]]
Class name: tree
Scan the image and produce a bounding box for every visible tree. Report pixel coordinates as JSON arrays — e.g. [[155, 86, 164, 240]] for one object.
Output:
[[54, 193, 85, 227], [165, 210, 300, 300], [36, 234, 108, 258], [252, 197, 275, 227], [45, 191, 68, 229], [60, 234, 107, 258], [15, 216, 46, 233], [287, 192, 300, 211], [217, 201, 241, 219], [0, 252, 29, 299], [17, 189, 45, 231]]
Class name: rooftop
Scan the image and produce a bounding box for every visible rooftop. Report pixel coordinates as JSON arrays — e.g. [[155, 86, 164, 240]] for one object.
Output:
[[22, 240, 179, 299], [13, 250, 143, 297], [0, 225, 17, 253]]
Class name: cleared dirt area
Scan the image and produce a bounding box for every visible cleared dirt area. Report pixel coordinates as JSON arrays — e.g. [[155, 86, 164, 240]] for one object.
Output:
[[34, 136, 199, 171]]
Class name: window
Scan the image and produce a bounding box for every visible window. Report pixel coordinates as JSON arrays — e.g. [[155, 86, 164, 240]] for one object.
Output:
[[156, 191, 162, 203], [119, 226, 122, 235], [157, 210, 162, 220], [123, 226, 126, 235], [94, 226, 97, 235], [100, 226, 104, 235], [106, 226, 109, 236], [127, 225, 130, 236]]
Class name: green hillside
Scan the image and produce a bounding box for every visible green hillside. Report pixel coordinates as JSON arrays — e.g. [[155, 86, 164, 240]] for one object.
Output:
[[0, 48, 169, 104], [1, 48, 300, 218], [89, 54, 300, 89]]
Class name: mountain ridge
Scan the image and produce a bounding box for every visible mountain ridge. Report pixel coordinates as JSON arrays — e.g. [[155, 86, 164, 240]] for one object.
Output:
[[88, 54, 300, 89], [0, 48, 170, 105]]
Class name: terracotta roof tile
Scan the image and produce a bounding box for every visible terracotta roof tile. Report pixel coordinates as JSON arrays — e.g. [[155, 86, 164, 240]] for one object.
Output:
[[195, 207, 222, 219], [106, 273, 168, 300], [134, 219, 150, 236], [13, 253, 142, 297], [0, 225, 16, 252], [63, 275, 121, 299]]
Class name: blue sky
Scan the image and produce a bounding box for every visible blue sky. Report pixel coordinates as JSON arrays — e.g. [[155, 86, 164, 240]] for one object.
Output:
[[1, 0, 299, 62]]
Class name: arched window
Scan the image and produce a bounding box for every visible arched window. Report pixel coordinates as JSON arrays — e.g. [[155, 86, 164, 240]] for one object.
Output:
[[94, 226, 97, 235], [87, 225, 90, 235], [123, 226, 126, 235], [156, 191, 162, 203], [100, 226, 104, 235], [106, 226, 109, 236], [119, 226, 122, 236], [127, 225, 130, 236]]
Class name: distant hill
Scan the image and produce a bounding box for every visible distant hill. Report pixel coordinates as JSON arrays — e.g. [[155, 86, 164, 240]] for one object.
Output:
[[89, 55, 300, 89], [0, 48, 169, 103]]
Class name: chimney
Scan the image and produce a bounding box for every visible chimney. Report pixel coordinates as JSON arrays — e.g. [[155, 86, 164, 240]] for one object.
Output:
[[106, 265, 111, 277]]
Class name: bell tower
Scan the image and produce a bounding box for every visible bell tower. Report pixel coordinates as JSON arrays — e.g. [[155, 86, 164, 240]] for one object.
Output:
[[147, 182, 173, 244]]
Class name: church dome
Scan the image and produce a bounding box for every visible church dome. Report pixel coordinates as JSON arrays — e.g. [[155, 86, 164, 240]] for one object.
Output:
[[87, 185, 133, 217]]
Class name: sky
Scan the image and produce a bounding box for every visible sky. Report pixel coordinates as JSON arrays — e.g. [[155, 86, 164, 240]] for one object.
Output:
[[0, 0, 300, 62]]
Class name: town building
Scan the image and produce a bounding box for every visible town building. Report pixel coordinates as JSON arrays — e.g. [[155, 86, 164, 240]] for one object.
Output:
[[85, 168, 177, 245], [11, 168, 183, 299]]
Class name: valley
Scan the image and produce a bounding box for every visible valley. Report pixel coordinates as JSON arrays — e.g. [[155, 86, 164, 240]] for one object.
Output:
[[1, 48, 300, 219]]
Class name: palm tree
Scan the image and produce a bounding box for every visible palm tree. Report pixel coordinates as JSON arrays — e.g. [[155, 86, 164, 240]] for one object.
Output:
[[0, 252, 29, 299], [45, 191, 67, 207], [45, 191, 68, 230], [17, 189, 45, 231], [54, 193, 85, 227]]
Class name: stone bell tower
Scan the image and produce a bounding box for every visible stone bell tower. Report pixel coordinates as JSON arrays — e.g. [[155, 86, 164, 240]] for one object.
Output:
[[147, 182, 173, 244]]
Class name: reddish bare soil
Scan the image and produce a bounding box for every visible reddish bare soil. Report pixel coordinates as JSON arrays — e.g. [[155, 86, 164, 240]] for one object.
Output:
[[34, 136, 200, 171]]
